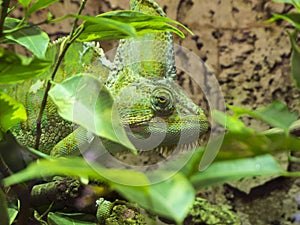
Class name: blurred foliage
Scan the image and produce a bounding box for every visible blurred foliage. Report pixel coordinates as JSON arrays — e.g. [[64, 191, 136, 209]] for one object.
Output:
[[268, 0, 300, 90]]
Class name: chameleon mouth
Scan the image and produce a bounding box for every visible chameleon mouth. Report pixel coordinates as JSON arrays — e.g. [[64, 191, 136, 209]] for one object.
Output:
[[126, 123, 203, 158], [123, 114, 208, 158], [152, 139, 200, 158]]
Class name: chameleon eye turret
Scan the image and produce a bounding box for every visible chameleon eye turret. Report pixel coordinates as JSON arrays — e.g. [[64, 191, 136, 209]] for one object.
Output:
[[150, 87, 174, 116]]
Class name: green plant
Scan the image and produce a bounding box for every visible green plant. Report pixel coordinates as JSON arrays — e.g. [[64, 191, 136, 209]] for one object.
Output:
[[268, 0, 300, 90]]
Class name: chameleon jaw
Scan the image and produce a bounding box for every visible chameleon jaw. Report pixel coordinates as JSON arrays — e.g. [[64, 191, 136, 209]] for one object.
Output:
[[153, 139, 200, 158], [123, 115, 208, 158], [125, 125, 204, 158]]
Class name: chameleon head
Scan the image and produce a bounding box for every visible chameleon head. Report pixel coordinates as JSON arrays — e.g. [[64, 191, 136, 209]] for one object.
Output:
[[113, 77, 209, 157]]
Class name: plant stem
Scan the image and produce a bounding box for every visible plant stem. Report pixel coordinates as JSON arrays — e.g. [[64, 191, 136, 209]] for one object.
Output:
[[70, 0, 87, 37], [0, 0, 10, 37], [35, 0, 87, 150]]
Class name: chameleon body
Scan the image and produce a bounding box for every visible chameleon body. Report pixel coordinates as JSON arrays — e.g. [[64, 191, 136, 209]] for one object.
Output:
[[11, 0, 208, 158]]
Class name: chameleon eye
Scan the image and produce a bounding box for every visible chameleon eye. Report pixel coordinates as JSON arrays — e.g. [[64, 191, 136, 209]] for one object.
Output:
[[150, 87, 174, 116]]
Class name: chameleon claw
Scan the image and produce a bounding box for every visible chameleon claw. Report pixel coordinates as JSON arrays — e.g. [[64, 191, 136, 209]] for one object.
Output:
[[96, 198, 114, 224], [96, 198, 128, 224]]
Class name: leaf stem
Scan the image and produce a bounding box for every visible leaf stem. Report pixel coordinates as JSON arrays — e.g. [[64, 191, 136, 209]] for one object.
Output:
[[35, 0, 87, 150]]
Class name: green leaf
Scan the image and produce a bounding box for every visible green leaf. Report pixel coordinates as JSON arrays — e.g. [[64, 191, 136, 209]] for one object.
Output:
[[288, 30, 300, 90], [4, 18, 50, 58], [148, 172, 195, 223], [190, 154, 284, 188], [73, 15, 137, 40], [26, 0, 59, 17], [268, 13, 300, 28], [178, 129, 300, 177], [18, 0, 31, 7], [73, 10, 191, 41], [48, 212, 96, 225], [225, 104, 254, 117], [100, 10, 192, 35], [1, 156, 192, 223], [48, 74, 136, 153], [8, 208, 18, 225], [215, 132, 276, 160], [2, 157, 149, 187], [112, 171, 195, 224], [0, 92, 27, 133], [227, 101, 297, 133], [0, 49, 51, 83], [212, 110, 255, 134], [213, 130, 300, 161], [254, 101, 298, 132]]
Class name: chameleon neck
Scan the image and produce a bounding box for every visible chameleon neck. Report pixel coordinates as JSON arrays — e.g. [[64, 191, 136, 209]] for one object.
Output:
[[130, 0, 166, 16], [107, 0, 176, 96]]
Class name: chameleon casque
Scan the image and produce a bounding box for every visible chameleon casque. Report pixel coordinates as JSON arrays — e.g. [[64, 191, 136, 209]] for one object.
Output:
[[10, 0, 208, 163]]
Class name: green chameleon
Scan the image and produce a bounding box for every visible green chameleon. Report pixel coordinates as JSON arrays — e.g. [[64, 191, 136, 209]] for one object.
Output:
[[10, 0, 208, 160], [5, 1, 242, 224]]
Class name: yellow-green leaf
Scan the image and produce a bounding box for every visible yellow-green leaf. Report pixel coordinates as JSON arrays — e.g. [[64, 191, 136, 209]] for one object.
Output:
[[0, 92, 27, 133], [48, 74, 136, 153]]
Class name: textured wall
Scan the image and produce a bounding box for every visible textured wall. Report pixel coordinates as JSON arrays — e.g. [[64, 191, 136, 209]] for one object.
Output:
[[11, 1, 299, 150], [12, 0, 299, 130]]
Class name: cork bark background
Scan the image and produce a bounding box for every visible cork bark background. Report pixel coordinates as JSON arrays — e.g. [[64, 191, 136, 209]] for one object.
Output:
[[12, 0, 300, 224], [17, 0, 300, 128]]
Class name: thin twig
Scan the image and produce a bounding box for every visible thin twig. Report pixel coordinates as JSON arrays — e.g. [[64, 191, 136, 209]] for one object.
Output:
[[35, 0, 87, 149], [0, 0, 10, 37]]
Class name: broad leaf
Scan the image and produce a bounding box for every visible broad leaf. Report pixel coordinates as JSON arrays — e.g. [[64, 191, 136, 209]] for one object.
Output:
[[288, 30, 300, 90], [0, 49, 51, 83], [48, 212, 96, 225], [72, 10, 191, 41], [148, 173, 195, 223], [4, 18, 50, 58], [212, 110, 255, 134], [177, 128, 300, 174], [190, 154, 283, 188], [48, 74, 136, 153], [26, 0, 59, 17], [254, 101, 298, 132], [106, 171, 195, 224], [18, 0, 31, 7], [100, 10, 192, 35], [0, 92, 27, 133], [74, 15, 137, 40], [2, 157, 149, 187], [227, 101, 297, 133], [217, 131, 300, 161]]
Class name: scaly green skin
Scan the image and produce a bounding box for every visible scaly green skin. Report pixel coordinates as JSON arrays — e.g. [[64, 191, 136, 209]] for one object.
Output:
[[187, 198, 241, 225], [9, 41, 101, 154], [11, 0, 208, 158], [105, 0, 208, 156]]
